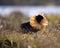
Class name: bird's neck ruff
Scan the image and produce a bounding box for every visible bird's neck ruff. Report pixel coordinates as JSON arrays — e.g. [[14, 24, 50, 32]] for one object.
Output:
[[30, 14, 48, 30]]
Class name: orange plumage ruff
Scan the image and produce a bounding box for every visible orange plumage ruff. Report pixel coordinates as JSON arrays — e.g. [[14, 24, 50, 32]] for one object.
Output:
[[20, 13, 48, 33]]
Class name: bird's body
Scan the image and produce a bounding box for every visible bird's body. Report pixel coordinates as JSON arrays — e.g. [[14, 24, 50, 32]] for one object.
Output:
[[20, 13, 48, 33], [20, 22, 38, 33]]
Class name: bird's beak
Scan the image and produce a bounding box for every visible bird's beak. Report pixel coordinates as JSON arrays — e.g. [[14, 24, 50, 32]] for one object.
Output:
[[43, 23, 48, 26]]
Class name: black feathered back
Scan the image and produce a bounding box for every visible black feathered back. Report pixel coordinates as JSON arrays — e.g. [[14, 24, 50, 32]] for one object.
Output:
[[20, 22, 38, 33]]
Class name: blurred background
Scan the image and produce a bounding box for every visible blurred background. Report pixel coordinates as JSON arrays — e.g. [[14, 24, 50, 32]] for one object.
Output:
[[0, 0, 60, 48], [0, 0, 60, 17], [0, 0, 60, 6]]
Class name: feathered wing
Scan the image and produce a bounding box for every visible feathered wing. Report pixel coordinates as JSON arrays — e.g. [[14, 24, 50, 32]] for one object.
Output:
[[20, 22, 38, 33]]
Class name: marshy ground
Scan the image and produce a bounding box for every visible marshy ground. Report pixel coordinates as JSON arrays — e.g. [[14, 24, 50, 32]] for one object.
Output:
[[0, 11, 60, 48]]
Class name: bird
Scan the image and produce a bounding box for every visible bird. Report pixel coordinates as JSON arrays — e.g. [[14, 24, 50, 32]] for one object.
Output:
[[20, 13, 48, 33]]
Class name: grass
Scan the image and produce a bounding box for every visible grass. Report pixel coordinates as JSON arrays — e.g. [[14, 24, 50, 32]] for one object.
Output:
[[0, 13, 60, 48]]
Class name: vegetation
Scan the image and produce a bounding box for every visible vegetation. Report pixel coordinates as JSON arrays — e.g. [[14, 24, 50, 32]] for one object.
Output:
[[0, 11, 60, 48]]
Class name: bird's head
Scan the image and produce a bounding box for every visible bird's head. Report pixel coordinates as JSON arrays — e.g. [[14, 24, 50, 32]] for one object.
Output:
[[30, 12, 48, 30]]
